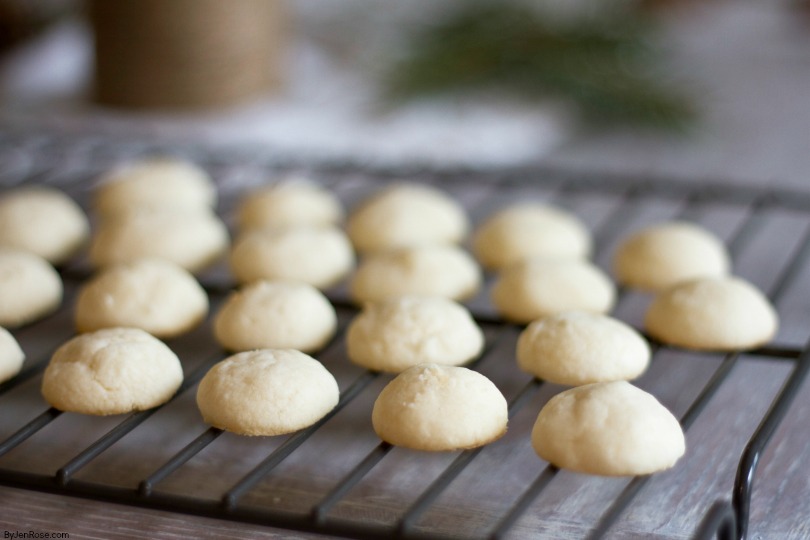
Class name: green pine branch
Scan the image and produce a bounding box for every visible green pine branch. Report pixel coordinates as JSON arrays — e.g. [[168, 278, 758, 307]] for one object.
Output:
[[383, 3, 694, 129]]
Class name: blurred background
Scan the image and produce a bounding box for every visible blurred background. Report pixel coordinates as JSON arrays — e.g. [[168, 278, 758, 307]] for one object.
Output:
[[0, 0, 808, 184]]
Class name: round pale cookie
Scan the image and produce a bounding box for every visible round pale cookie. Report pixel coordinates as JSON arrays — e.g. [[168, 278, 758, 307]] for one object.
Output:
[[41, 327, 183, 415], [517, 312, 650, 386], [236, 181, 343, 232], [532, 381, 685, 476], [491, 258, 615, 324], [94, 158, 217, 216], [214, 280, 337, 353], [0, 248, 63, 328], [372, 364, 508, 451], [90, 208, 229, 273], [347, 183, 468, 253], [645, 276, 778, 351], [473, 203, 592, 270], [196, 349, 339, 436], [347, 296, 485, 373], [0, 327, 25, 384], [613, 221, 730, 291], [75, 259, 208, 339], [350, 245, 482, 304], [0, 187, 89, 265], [229, 225, 354, 289]]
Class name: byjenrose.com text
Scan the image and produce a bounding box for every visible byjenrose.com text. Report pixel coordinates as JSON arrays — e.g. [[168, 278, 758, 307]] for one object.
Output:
[[4, 532, 69, 539]]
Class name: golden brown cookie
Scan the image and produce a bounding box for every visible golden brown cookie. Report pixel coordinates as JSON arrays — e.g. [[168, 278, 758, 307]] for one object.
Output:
[[645, 276, 778, 351], [613, 221, 730, 291], [41, 328, 183, 415], [372, 364, 508, 451], [347, 296, 484, 373], [196, 349, 339, 436], [532, 381, 685, 476], [517, 312, 650, 386]]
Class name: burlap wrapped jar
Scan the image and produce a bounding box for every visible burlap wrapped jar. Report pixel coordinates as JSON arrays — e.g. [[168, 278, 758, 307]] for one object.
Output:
[[90, 0, 285, 109]]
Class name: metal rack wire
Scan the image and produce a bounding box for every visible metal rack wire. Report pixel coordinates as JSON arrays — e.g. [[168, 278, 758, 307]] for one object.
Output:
[[0, 130, 808, 539]]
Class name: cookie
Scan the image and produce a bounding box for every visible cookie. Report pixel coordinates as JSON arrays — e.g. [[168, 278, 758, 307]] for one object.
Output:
[[491, 258, 615, 324], [213, 280, 337, 353], [372, 364, 508, 451], [0, 187, 89, 265], [94, 158, 217, 216], [0, 248, 63, 328], [350, 245, 482, 304], [0, 326, 25, 384], [347, 296, 484, 373], [196, 349, 339, 436], [41, 327, 184, 415], [229, 225, 354, 289], [531, 381, 685, 476], [75, 259, 208, 339], [347, 183, 468, 253], [473, 203, 591, 270], [236, 180, 343, 232], [613, 221, 730, 291], [517, 312, 650, 386], [90, 208, 229, 273], [644, 276, 778, 351]]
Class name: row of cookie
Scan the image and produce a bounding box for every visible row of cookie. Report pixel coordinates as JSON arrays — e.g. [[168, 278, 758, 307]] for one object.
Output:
[[0, 252, 470, 362], [0, 168, 781, 361], [232, 174, 780, 354], [0, 244, 343, 429], [0, 316, 682, 480], [343, 202, 685, 475], [468, 198, 779, 352], [231, 176, 777, 355], [1, 159, 776, 476], [342, 185, 775, 478], [343, 296, 686, 477], [0, 242, 493, 453], [0, 247, 64, 383], [23, 295, 489, 452], [0, 276, 704, 477], [0, 160, 459, 296], [0, 160, 220, 278], [350, 300, 686, 477], [347, 177, 779, 352], [0, 184, 76, 406], [0, 162, 223, 273], [316, 185, 685, 475], [29, 324, 491, 457], [37, 326, 340, 438], [0, 292, 683, 480], [0, 163, 567, 313], [0, 253, 331, 352], [1, 168, 498, 468], [0, 157, 770, 329], [0, 165, 188, 397], [0, 162, 222, 360], [481, 210, 779, 353], [0, 156, 781, 289], [489, 220, 777, 475], [234, 181, 588, 308], [0, 231, 779, 356], [0, 184, 88, 378], [480, 213, 776, 476], [72, 258, 486, 371]]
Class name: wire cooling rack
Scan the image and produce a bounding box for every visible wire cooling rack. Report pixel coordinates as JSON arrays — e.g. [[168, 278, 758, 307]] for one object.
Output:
[[0, 130, 808, 540]]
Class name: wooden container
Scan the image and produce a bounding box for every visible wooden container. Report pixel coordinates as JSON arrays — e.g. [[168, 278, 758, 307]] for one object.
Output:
[[89, 0, 285, 110]]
